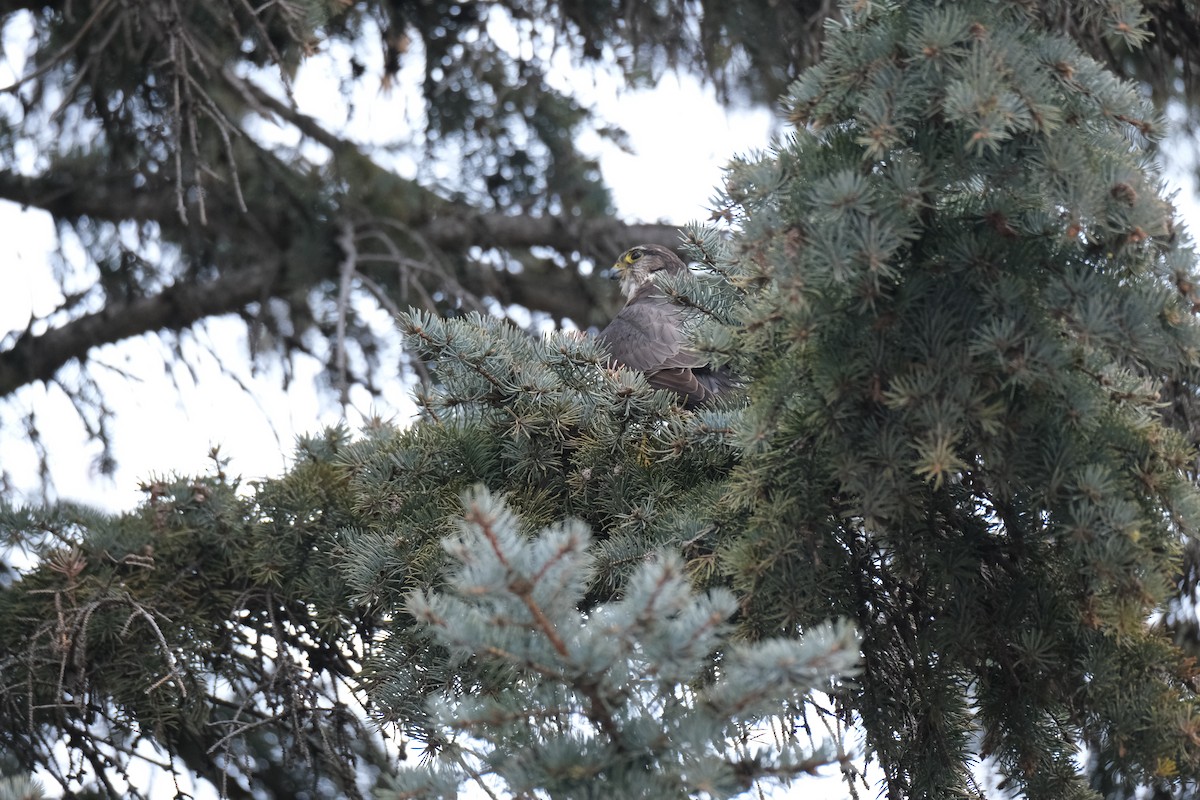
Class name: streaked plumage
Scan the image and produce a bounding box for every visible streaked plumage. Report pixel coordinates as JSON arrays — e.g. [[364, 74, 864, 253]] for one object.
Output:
[[598, 244, 734, 408]]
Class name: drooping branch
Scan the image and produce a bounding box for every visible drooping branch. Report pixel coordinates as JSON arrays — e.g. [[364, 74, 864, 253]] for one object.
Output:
[[0, 261, 280, 398], [0, 169, 680, 256], [0, 199, 681, 398]]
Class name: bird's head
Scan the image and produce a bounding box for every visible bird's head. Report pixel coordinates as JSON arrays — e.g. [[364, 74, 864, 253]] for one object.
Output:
[[606, 244, 687, 300]]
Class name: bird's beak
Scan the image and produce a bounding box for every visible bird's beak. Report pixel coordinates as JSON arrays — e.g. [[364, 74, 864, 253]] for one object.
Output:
[[601, 259, 627, 281]]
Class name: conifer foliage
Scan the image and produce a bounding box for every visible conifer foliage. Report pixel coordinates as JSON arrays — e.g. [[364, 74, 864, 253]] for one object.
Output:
[[4, 1, 1200, 799], [382, 487, 858, 799], [716, 1, 1200, 798]]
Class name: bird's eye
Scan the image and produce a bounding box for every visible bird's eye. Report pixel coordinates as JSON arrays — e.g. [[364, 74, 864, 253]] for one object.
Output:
[[629, 248, 645, 261]]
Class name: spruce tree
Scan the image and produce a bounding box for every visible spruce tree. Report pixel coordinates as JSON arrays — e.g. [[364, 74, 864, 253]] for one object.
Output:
[[342, 1, 1200, 797], [714, 2, 1200, 797], [5, 1, 1200, 799]]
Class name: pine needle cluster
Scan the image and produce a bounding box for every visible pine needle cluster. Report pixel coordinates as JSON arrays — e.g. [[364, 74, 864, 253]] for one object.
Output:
[[380, 488, 858, 799]]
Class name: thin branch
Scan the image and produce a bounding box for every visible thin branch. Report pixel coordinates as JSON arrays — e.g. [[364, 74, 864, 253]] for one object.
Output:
[[120, 605, 188, 698], [0, 261, 280, 398], [0, 0, 119, 95]]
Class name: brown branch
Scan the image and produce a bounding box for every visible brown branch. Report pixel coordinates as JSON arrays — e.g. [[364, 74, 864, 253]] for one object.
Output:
[[0, 167, 680, 255], [0, 0, 117, 95], [420, 213, 680, 258], [0, 261, 279, 398], [0, 169, 172, 226], [0, 165, 682, 398]]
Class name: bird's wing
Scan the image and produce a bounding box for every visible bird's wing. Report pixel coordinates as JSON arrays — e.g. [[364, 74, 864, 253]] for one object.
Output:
[[597, 288, 700, 372], [598, 286, 734, 408]]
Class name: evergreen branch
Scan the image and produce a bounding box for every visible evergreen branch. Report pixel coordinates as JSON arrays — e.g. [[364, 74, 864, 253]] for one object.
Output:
[[119, 606, 187, 698], [728, 747, 853, 784], [462, 501, 571, 659], [451, 749, 504, 800], [403, 490, 860, 796], [574, 675, 627, 754]]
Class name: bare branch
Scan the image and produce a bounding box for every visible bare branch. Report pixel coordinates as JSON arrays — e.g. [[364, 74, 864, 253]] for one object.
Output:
[[0, 196, 680, 399], [0, 261, 279, 398], [0, 169, 681, 257], [0, 0, 119, 95]]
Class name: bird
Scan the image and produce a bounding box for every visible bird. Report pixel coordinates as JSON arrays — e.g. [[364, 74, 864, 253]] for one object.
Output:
[[597, 244, 735, 409]]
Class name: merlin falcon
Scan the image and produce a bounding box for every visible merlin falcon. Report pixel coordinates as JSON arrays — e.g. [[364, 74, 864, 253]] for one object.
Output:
[[598, 244, 734, 409]]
